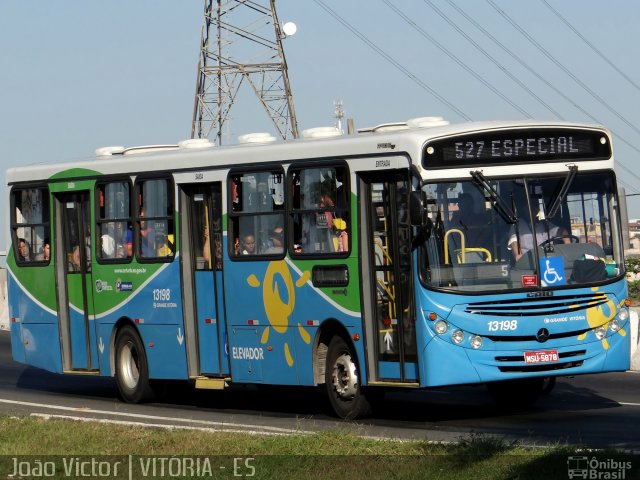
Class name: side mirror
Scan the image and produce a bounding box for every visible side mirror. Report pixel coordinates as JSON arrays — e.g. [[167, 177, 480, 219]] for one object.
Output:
[[409, 191, 426, 226]]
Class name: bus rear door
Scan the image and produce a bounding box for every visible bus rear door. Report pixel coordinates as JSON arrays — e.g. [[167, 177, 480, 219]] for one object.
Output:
[[179, 183, 229, 378], [53, 191, 99, 371], [359, 172, 418, 384]]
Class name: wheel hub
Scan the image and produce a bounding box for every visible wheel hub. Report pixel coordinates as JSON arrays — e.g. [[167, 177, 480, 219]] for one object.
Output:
[[119, 341, 140, 390], [332, 353, 358, 399]]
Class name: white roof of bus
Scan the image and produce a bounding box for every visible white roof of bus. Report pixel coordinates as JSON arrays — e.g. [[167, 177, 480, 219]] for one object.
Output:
[[5, 119, 610, 184]]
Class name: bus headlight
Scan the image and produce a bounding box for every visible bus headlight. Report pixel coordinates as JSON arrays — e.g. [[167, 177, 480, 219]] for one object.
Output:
[[470, 335, 483, 349], [451, 329, 464, 344], [594, 326, 606, 340], [609, 319, 621, 333], [617, 308, 629, 322], [434, 320, 448, 335]]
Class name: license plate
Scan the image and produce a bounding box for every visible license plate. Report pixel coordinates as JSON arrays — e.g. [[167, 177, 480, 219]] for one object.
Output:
[[524, 350, 559, 364]]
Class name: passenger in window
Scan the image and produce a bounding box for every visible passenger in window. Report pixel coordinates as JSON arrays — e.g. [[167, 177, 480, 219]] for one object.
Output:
[[320, 181, 348, 252], [36, 239, 50, 261], [240, 233, 257, 255], [139, 208, 156, 257], [331, 217, 348, 252], [101, 226, 116, 259], [118, 227, 133, 258], [156, 234, 175, 257], [67, 245, 81, 272], [265, 226, 284, 254], [319, 181, 336, 210], [101, 235, 115, 258], [17, 238, 31, 261]]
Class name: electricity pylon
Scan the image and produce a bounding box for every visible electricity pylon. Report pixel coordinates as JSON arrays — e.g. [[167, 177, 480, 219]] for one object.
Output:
[[191, 0, 299, 144]]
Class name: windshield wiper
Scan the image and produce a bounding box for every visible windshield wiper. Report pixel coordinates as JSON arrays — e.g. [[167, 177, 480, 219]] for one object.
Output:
[[470, 170, 518, 223], [546, 164, 578, 218]]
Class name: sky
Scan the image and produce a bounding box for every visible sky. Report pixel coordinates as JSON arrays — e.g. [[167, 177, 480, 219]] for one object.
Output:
[[1, 0, 640, 253]]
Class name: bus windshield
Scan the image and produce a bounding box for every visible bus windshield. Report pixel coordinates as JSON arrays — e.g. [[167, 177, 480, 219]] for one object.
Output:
[[417, 170, 624, 293]]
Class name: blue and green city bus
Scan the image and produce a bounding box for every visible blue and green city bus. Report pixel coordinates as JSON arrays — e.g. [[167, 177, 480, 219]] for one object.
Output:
[[6, 118, 631, 418]]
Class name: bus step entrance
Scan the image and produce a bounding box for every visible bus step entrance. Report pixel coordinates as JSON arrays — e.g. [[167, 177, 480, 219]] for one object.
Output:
[[194, 377, 230, 390]]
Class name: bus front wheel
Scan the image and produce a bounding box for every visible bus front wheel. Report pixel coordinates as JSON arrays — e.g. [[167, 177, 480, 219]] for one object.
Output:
[[115, 325, 154, 403], [325, 336, 371, 419]]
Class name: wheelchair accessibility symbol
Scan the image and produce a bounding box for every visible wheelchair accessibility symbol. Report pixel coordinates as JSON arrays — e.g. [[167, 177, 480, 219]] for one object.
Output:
[[540, 257, 566, 286]]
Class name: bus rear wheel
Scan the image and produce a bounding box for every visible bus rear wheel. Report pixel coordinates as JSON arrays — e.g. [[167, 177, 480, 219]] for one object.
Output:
[[115, 325, 154, 403], [325, 336, 371, 419]]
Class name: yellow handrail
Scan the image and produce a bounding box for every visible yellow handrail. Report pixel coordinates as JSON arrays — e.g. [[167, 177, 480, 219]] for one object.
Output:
[[444, 229, 464, 265], [458, 247, 492, 263], [444, 228, 492, 264]]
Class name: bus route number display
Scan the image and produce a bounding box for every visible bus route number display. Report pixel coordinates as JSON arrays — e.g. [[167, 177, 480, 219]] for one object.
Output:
[[423, 128, 611, 168]]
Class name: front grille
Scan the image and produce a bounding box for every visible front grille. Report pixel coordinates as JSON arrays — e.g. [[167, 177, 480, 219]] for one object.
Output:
[[465, 293, 608, 317], [486, 328, 591, 343]]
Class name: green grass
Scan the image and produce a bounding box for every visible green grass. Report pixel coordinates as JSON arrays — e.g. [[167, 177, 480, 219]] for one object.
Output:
[[0, 416, 634, 480]]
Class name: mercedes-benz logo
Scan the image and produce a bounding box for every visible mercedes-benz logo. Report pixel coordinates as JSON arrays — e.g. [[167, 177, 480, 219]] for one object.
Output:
[[536, 328, 550, 343]]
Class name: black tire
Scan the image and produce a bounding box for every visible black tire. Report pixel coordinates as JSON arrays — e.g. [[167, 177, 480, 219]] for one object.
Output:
[[115, 325, 154, 403], [486, 377, 545, 408], [325, 336, 371, 419]]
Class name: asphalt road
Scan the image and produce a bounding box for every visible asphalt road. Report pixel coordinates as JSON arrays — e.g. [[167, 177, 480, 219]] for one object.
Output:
[[1, 331, 639, 450]]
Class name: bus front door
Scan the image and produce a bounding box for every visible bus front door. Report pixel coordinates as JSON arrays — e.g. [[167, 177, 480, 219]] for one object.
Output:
[[54, 192, 99, 371], [359, 172, 417, 383], [180, 184, 229, 377]]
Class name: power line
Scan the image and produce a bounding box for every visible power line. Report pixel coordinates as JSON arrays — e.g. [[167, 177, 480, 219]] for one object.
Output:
[[457, 0, 640, 188], [608, 136, 640, 191], [442, 0, 600, 122], [486, 0, 640, 139], [382, 0, 533, 119], [429, 0, 640, 190], [420, 0, 564, 119], [539, 0, 640, 94], [312, 0, 640, 193], [311, 0, 471, 121], [618, 176, 640, 195]]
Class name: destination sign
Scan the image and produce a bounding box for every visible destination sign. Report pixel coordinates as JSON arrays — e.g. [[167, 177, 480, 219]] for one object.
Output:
[[423, 128, 611, 168]]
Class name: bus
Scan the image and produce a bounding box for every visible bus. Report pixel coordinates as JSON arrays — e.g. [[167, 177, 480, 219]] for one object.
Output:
[[6, 118, 631, 419]]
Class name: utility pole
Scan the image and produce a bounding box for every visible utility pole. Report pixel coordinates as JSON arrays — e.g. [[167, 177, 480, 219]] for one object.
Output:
[[191, 0, 299, 144]]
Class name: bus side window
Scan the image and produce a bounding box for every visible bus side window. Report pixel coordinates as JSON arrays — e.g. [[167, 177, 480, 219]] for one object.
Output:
[[290, 165, 349, 256], [228, 170, 285, 258], [135, 178, 175, 261], [97, 181, 132, 262], [11, 188, 50, 265]]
